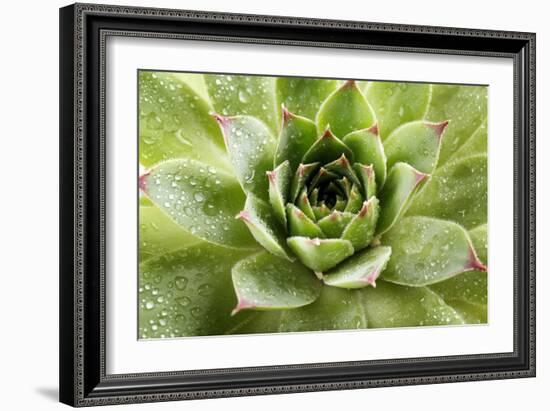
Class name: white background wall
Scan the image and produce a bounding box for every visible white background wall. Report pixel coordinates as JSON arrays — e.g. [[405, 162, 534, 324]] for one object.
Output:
[[0, 0, 545, 409]]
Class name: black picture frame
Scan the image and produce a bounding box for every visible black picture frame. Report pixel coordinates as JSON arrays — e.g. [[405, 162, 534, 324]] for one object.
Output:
[[59, 3, 536, 407]]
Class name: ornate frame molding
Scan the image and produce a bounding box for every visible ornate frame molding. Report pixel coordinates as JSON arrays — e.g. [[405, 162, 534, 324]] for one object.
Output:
[[60, 3, 535, 407]]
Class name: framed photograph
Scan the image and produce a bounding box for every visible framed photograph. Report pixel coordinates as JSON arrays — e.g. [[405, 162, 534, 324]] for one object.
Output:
[[59, 3, 536, 407]]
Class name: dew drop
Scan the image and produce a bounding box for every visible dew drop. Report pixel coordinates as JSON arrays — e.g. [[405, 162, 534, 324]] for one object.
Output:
[[238, 90, 250, 103], [176, 296, 191, 307], [198, 284, 213, 296], [174, 276, 188, 290]]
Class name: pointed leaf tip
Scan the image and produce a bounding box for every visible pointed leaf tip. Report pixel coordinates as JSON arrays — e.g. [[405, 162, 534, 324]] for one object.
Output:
[[281, 104, 293, 122], [342, 79, 357, 88], [468, 247, 488, 272], [231, 299, 254, 316], [358, 200, 370, 217], [235, 210, 251, 222], [266, 170, 276, 183], [212, 113, 231, 128], [139, 170, 150, 192], [367, 122, 379, 136], [414, 169, 429, 184], [426, 120, 450, 139], [366, 272, 378, 288], [309, 237, 322, 246], [321, 126, 335, 138], [336, 153, 350, 166]]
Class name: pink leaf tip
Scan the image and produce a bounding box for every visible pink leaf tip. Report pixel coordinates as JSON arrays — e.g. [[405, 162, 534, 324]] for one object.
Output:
[[366, 270, 378, 288], [414, 170, 429, 185], [297, 163, 307, 177], [321, 125, 335, 139], [231, 299, 254, 316], [426, 120, 450, 139], [212, 113, 232, 131], [308, 238, 322, 246], [139, 170, 150, 192], [341, 79, 357, 89], [281, 104, 293, 122], [358, 201, 370, 217], [467, 248, 488, 272], [367, 122, 379, 136], [235, 210, 251, 222], [266, 170, 277, 184], [337, 153, 350, 166], [294, 208, 306, 219]]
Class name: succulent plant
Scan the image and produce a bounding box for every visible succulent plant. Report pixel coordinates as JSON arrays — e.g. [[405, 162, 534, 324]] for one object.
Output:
[[138, 72, 488, 338]]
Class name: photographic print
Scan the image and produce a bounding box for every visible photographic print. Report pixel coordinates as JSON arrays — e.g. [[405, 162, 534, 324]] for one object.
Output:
[[138, 71, 488, 339]]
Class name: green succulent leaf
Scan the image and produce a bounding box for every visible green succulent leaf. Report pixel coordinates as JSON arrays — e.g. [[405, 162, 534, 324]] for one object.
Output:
[[267, 160, 292, 226], [231, 252, 321, 314], [323, 246, 392, 289], [361, 281, 465, 327], [172, 72, 211, 102], [425, 84, 487, 166], [334, 196, 347, 211], [214, 115, 276, 200], [429, 224, 487, 323], [309, 167, 339, 190], [342, 125, 387, 186], [316, 80, 376, 138], [275, 108, 318, 171], [286, 204, 325, 238], [139, 72, 229, 169], [384, 120, 448, 174], [274, 286, 369, 332], [141, 159, 256, 249], [312, 203, 331, 220], [289, 163, 320, 203], [406, 154, 487, 229], [353, 163, 377, 199], [139, 205, 200, 263], [139, 243, 255, 338], [341, 197, 380, 250], [276, 77, 338, 120], [344, 184, 364, 214], [382, 216, 486, 286], [324, 154, 361, 186], [449, 120, 487, 162], [317, 211, 355, 238], [297, 188, 316, 221], [302, 128, 354, 165], [238, 194, 293, 261], [287, 237, 354, 273], [468, 223, 488, 262], [229, 280, 466, 334], [376, 162, 428, 235], [365, 82, 432, 140], [205, 74, 279, 133], [229, 286, 369, 334]]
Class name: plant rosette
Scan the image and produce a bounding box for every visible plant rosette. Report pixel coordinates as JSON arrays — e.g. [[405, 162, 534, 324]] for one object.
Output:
[[139, 72, 488, 337]]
